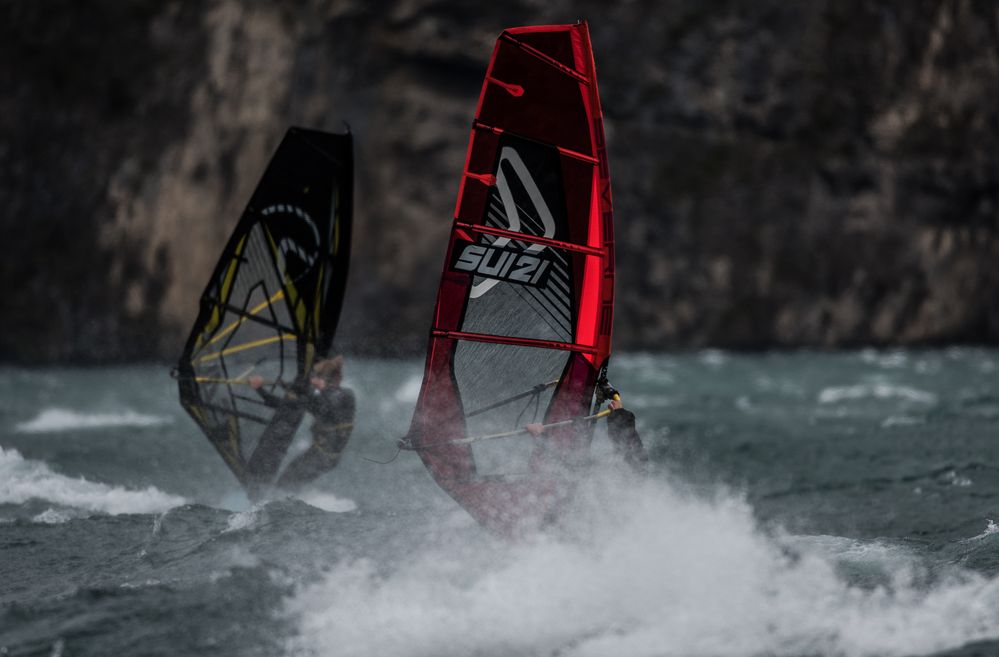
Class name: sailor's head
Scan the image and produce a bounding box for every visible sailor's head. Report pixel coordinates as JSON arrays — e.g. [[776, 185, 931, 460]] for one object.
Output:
[[310, 355, 343, 390]]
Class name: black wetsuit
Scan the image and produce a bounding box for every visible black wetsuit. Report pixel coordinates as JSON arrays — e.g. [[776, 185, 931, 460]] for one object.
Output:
[[246, 383, 355, 492], [607, 408, 648, 470]]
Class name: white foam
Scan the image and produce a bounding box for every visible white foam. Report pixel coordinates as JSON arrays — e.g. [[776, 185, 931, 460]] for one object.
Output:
[[616, 353, 677, 385], [119, 579, 164, 590], [224, 507, 261, 533], [941, 470, 973, 487], [298, 491, 358, 513], [381, 373, 425, 414], [698, 349, 728, 367], [860, 349, 909, 369], [818, 384, 937, 405], [14, 408, 172, 433], [881, 415, 924, 428], [964, 520, 999, 542], [287, 474, 999, 657], [223, 493, 357, 533], [621, 393, 675, 410], [0, 446, 185, 515], [32, 508, 74, 524], [394, 374, 424, 404]]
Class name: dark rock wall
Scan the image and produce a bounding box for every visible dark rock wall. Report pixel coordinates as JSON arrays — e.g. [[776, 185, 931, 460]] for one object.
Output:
[[2, 0, 997, 362]]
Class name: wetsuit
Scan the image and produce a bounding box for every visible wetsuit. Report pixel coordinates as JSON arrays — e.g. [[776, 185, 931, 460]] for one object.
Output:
[[246, 383, 355, 492], [594, 379, 647, 471], [607, 408, 648, 470]]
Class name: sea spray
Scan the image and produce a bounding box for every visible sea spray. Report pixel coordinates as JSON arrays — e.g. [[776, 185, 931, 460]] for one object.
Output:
[[286, 469, 999, 657]]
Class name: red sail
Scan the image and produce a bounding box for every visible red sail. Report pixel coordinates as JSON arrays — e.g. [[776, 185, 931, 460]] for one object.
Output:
[[407, 22, 614, 534]]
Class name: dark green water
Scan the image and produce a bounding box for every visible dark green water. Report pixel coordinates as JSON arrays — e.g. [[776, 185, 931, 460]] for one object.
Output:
[[2, 349, 999, 656]]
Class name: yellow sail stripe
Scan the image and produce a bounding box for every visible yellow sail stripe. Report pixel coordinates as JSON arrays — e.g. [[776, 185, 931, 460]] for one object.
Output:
[[201, 289, 286, 350], [262, 226, 307, 333], [197, 235, 249, 351], [193, 333, 297, 364], [193, 376, 257, 385], [225, 415, 243, 474]]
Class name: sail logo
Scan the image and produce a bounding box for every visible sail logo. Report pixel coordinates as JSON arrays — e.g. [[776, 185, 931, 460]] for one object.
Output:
[[463, 146, 556, 298], [261, 204, 320, 283], [452, 243, 553, 288]]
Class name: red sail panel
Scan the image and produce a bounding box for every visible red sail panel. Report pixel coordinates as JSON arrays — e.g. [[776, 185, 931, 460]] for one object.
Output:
[[408, 22, 614, 534]]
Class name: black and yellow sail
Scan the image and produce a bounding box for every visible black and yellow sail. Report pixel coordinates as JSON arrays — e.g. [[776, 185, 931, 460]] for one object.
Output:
[[176, 127, 352, 486]]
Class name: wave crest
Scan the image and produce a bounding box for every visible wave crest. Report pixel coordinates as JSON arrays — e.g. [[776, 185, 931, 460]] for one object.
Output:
[[14, 408, 172, 433], [0, 447, 185, 515]]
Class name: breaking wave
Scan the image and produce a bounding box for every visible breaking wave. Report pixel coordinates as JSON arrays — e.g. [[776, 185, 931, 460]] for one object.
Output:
[[964, 520, 999, 543], [0, 446, 185, 515], [286, 473, 999, 657], [14, 407, 172, 433], [818, 384, 937, 405]]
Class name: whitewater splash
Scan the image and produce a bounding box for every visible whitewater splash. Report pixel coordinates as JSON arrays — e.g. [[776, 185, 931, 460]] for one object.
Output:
[[286, 473, 999, 657], [223, 493, 357, 533], [14, 407, 172, 433], [298, 491, 358, 513], [0, 447, 185, 515], [378, 373, 423, 415], [395, 374, 423, 404]]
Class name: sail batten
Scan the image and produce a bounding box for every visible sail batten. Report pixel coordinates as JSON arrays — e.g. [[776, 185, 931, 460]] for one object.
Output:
[[430, 330, 597, 353], [499, 32, 590, 83], [453, 221, 605, 256]]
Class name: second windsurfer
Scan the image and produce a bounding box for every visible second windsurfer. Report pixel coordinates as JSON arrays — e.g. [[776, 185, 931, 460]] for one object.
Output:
[[246, 356, 355, 494]]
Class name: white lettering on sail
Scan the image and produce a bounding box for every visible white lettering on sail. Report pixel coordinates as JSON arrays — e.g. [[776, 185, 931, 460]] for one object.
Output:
[[452, 243, 554, 289], [469, 147, 555, 299]]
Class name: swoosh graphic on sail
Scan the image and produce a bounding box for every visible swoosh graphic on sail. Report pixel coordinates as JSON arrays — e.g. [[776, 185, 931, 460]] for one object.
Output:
[[470, 146, 557, 299]]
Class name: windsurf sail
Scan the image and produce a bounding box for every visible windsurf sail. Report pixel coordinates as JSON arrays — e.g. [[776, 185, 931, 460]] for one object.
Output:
[[406, 22, 615, 533], [176, 127, 352, 488]]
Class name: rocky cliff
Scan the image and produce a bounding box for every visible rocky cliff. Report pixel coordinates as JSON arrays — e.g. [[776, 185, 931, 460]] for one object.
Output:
[[2, 0, 997, 362]]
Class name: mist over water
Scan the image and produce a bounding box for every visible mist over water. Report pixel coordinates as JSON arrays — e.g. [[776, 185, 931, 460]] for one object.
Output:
[[3, 351, 999, 656]]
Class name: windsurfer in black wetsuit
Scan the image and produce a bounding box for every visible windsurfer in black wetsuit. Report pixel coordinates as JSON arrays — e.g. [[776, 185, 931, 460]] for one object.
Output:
[[594, 378, 648, 470], [605, 400, 648, 470], [524, 378, 648, 471], [245, 356, 355, 494]]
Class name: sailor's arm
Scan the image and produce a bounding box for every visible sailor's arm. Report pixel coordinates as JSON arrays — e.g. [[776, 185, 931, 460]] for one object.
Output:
[[249, 376, 305, 408]]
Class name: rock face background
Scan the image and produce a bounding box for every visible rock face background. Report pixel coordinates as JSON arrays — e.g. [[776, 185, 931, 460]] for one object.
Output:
[[2, 0, 997, 363]]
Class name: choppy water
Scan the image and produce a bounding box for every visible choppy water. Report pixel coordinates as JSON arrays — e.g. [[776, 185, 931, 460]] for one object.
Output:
[[3, 349, 999, 657]]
